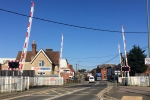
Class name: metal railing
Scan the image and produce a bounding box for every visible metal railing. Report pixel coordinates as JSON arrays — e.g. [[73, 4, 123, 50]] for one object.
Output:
[[29, 77, 64, 86], [119, 76, 149, 86], [0, 83, 17, 93], [0, 76, 64, 93], [0, 77, 29, 93]]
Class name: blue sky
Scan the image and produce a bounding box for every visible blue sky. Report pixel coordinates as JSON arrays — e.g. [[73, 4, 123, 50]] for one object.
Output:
[[0, 0, 149, 70]]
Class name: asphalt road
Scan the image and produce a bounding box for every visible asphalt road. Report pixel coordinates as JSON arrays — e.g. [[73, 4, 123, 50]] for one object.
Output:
[[2, 81, 107, 100], [108, 86, 150, 100]]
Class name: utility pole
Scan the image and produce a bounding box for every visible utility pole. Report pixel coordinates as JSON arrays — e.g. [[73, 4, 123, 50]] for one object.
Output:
[[78, 61, 81, 83], [147, 0, 150, 57], [146, 0, 150, 86], [76, 64, 77, 74]]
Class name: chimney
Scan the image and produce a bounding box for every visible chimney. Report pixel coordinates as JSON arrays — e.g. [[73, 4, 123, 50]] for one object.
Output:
[[32, 40, 37, 56], [46, 47, 53, 52]]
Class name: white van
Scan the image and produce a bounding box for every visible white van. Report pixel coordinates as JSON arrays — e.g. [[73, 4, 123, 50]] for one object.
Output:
[[89, 76, 95, 83], [69, 76, 74, 80]]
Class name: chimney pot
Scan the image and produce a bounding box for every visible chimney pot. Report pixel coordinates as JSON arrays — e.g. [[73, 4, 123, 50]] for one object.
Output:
[[32, 40, 37, 57]]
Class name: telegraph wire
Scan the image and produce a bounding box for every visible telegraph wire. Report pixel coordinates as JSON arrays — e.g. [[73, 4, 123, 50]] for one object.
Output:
[[75, 45, 148, 68], [101, 45, 148, 65], [0, 8, 148, 34], [63, 54, 120, 59], [102, 54, 119, 64]]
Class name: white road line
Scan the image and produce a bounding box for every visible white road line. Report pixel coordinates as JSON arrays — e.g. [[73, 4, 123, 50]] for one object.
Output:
[[51, 90, 62, 94], [44, 87, 91, 100], [74, 94, 88, 95], [2, 89, 52, 100]]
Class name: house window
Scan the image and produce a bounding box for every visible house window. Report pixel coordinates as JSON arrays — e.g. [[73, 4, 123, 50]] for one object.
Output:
[[39, 61, 44, 67]]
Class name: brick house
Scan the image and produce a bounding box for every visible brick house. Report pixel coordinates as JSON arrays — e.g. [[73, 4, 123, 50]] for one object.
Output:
[[102, 68, 107, 80], [60, 64, 74, 80], [98, 64, 116, 80], [59, 59, 74, 80], [16, 40, 60, 76]]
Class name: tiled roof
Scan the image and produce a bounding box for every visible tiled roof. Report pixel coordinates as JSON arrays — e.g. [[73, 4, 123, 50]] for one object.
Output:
[[68, 64, 74, 72], [16, 49, 59, 65], [45, 51, 59, 65], [16, 51, 34, 62], [98, 64, 116, 69]]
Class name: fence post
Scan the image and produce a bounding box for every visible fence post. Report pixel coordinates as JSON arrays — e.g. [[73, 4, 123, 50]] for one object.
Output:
[[139, 76, 140, 86], [15, 83, 17, 92], [1, 77, 3, 93], [21, 77, 22, 91], [149, 74, 150, 86], [9, 77, 11, 93], [62, 77, 64, 85], [27, 77, 29, 90]]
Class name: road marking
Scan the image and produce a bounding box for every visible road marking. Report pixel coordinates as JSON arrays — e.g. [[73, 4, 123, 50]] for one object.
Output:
[[82, 92, 89, 93], [27, 95, 58, 96], [65, 91, 72, 93], [74, 94, 88, 95], [121, 96, 142, 100], [2, 89, 52, 100], [37, 91, 49, 94], [44, 87, 91, 100], [51, 90, 62, 94]]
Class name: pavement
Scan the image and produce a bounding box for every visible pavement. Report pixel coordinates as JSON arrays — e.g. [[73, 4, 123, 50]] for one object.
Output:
[[107, 86, 150, 100], [0, 81, 107, 100]]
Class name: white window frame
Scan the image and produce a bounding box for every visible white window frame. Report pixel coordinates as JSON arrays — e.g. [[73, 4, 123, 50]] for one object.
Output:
[[39, 60, 44, 67]]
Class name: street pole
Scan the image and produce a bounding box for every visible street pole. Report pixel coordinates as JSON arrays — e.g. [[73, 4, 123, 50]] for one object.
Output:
[[146, 0, 150, 86], [117, 71, 119, 83], [147, 0, 150, 57], [78, 61, 80, 73], [76, 64, 77, 74], [64, 70, 66, 84], [124, 55, 127, 85], [78, 61, 81, 83]]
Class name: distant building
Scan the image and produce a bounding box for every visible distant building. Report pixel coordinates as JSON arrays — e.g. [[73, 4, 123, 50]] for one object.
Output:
[[107, 64, 118, 81], [98, 64, 116, 80]]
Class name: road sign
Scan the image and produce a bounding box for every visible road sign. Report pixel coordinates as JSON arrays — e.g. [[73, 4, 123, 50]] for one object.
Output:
[[145, 58, 150, 64]]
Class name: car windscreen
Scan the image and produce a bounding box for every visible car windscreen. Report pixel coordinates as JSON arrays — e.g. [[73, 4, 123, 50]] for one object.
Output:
[[90, 77, 94, 79]]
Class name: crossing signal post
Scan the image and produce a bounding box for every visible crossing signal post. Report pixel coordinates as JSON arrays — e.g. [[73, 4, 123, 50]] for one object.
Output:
[[8, 62, 19, 69], [121, 66, 130, 72], [8, 60, 20, 77], [121, 66, 130, 86]]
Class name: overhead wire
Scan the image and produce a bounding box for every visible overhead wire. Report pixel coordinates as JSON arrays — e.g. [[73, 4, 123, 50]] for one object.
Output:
[[77, 45, 148, 69], [0, 8, 148, 34], [0, 8, 149, 69], [64, 54, 120, 59]]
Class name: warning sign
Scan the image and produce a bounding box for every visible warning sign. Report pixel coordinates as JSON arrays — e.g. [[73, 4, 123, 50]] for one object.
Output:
[[50, 78, 54, 81]]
